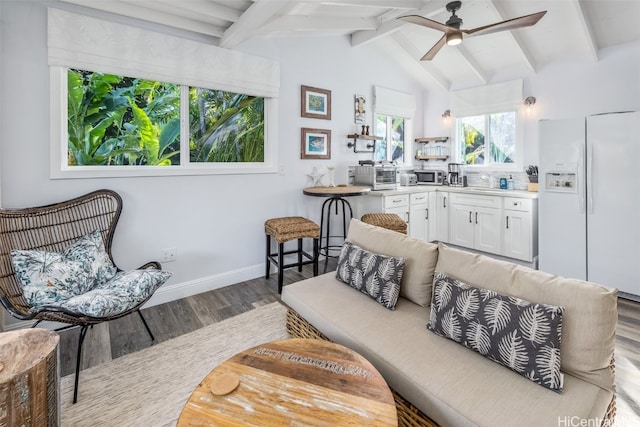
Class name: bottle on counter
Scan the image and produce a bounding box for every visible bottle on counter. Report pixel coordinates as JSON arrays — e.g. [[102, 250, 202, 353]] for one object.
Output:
[[507, 174, 515, 190], [499, 177, 507, 190]]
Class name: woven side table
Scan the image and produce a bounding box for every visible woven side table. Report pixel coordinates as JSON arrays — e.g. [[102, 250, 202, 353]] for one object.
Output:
[[0, 329, 59, 426]]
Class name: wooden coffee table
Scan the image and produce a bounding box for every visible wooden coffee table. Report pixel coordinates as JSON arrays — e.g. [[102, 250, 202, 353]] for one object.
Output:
[[177, 338, 397, 426]]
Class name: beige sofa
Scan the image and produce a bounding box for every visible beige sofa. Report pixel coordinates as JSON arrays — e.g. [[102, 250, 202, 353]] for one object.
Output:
[[281, 219, 617, 427]]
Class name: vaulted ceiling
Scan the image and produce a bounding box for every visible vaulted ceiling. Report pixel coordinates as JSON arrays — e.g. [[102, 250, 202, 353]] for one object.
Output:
[[58, 0, 640, 91]]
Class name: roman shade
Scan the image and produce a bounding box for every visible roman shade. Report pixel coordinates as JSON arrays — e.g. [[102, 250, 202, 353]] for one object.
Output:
[[450, 79, 522, 117], [47, 8, 280, 98], [373, 86, 416, 118]]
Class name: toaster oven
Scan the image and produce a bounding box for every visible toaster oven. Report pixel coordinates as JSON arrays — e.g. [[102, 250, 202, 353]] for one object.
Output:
[[348, 165, 399, 190]]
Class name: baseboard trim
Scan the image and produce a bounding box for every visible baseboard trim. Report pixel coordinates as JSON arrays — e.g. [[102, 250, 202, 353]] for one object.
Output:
[[2, 263, 267, 332], [143, 263, 265, 308]]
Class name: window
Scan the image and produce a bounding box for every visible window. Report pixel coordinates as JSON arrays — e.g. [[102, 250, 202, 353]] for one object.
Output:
[[457, 111, 516, 166], [375, 114, 406, 163], [66, 69, 265, 168], [48, 8, 279, 178]]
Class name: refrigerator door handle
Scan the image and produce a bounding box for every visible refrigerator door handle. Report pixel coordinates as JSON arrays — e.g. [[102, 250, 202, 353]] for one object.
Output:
[[588, 143, 594, 214], [578, 143, 586, 214]]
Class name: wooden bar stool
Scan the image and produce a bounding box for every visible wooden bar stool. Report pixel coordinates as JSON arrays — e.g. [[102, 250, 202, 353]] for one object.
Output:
[[361, 213, 408, 234], [265, 216, 320, 293]]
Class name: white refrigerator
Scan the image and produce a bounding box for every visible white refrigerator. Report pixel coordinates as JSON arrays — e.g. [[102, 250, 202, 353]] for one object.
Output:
[[538, 111, 640, 298]]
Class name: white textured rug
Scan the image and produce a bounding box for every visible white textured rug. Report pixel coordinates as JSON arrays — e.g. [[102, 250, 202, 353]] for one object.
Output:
[[60, 302, 289, 427]]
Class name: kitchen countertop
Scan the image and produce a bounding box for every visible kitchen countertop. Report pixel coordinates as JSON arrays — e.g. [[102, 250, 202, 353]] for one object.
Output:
[[365, 185, 539, 199]]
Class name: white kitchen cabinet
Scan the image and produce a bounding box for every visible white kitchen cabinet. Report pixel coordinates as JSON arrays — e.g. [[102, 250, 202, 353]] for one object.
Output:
[[450, 194, 502, 255], [434, 192, 449, 242], [502, 197, 537, 262], [409, 192, 430, 240]]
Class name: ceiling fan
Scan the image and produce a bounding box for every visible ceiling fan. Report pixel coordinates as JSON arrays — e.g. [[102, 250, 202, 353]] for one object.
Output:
[[399, 1, 547, 60]]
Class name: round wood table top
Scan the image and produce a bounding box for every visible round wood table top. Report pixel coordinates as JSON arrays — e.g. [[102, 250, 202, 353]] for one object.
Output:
[[177, 338, 397, 426], [303, 185, 371, 197]]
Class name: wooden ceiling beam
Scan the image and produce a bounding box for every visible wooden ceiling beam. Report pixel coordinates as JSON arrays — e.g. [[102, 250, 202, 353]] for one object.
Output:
[[570, 0, 599, 61], [391, 31, 450, 90], [454, 45, 488, 85], [352, 3, 445, 47], [219, 0, 294, 48], [295, 0, 424, 8], [260, 15, 378, 34], [484, 0, 537, 72]]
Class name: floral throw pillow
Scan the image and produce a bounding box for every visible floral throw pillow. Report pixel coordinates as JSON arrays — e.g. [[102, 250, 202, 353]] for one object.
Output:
[[10, 251, 92, 308], [11, 229, 117, 309], [335, 241, 405, 310], [428, 272, 565, 392], [63, 230, 117, 286], [60, 269, 172, 317]]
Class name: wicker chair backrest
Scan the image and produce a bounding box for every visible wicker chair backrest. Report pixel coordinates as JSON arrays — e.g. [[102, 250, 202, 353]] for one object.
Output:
[[0, 189, 122, 316]]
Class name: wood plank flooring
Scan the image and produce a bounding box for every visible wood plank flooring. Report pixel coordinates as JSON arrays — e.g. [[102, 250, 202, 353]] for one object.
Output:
[[57, 260, 640, 424]]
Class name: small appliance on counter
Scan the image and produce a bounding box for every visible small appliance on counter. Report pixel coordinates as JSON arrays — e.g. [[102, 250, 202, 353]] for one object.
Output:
[[447, 163, 467, 187], [348, 161, 400, 190], [400, 173, 418, 186], [415, 170, 445, 185]]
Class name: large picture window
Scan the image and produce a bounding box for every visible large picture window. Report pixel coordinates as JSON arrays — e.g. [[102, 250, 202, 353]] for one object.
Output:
[[66, 69, 265, 169], [48, 9, 279, 179]]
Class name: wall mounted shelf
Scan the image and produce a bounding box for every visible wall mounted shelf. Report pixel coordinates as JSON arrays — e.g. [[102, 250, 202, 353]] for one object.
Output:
[[347, 134, 383, 154], [415, 136, 449, 143], [415, 155, 449, 161]]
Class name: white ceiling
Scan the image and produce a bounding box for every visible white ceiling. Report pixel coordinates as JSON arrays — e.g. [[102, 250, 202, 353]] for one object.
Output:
[[58, 0, 640, 91]]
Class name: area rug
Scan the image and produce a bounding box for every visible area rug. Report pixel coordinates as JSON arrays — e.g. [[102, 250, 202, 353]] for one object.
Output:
[[60, 302, 289, 426]]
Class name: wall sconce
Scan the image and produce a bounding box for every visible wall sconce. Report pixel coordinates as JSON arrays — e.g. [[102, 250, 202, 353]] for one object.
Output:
[[442, 109, 451, 124], [524, 96, 536, 114]]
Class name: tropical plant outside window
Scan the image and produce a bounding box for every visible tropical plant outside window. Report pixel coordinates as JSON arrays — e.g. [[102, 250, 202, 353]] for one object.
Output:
[[457, 112, 516, 166], [67, 69, 264, 167], [375, 114, 405, 163]]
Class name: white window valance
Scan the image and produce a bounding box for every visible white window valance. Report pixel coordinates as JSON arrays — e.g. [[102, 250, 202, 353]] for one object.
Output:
[[373, 86, 416, 118], [47, 8, 280, 98], [450, 79, 522, 117]]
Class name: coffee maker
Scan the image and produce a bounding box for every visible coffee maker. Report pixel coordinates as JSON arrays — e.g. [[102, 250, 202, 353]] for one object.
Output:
[[447, 163, 467, 187]]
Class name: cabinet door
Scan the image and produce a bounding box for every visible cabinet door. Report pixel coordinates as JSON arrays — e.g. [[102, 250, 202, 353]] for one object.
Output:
[[474, 207, 502, 255], [449, 204, 474, 248], [385, 206, 409, 223], [409, 202, 429, 240], [434, 192, 449, 242], [503, 209, 532, 261]]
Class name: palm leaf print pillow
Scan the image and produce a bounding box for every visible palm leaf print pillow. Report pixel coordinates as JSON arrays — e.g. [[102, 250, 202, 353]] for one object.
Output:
[[428, 272, 565, 392], [335, 241, 405, 310]]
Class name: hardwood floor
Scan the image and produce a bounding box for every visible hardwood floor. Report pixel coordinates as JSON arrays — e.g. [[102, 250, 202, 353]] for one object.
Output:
[[57, 260, 640, 424]]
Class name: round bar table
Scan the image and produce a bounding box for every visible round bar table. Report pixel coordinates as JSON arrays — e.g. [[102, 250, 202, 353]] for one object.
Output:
[[303, 185, 371, 272]]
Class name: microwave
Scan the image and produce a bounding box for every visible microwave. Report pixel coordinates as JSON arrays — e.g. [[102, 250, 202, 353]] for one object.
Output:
[[415, 170, 445, 185], [349, 165, 399, 190]]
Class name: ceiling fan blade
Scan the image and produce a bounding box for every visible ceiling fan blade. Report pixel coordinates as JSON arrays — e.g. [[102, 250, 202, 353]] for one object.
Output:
[[399, 15, 453, 34], [421, 34, 447, 61], [463, 11, 547, 37]]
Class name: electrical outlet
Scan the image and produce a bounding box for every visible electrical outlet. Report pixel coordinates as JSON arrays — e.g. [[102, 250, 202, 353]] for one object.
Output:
[[161, 247, 177, 263]]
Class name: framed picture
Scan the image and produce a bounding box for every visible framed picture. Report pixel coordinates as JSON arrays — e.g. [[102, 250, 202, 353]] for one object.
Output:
[[354, 94, 366, 124], [301, 85, 331, 120], [301, 128, 331, 159]]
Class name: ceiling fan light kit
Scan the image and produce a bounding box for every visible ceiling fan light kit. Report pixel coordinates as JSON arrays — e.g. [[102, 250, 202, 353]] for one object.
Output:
[[446, 33, 463, 46], [399, 1, 547, 60]]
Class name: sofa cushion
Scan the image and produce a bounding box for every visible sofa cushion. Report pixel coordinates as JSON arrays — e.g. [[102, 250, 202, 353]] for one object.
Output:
[[428, 272, 565, 392], [281, 275, 614, 427], [335, 241, 404, 310], [346, 218, 438, 307], [434, 243, 617, 392]]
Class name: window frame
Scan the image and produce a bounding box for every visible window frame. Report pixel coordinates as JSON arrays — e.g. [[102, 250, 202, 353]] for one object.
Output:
[[374, 113, 412, 165], [454, 109, 524, 171], [50, 67, 278, 179]]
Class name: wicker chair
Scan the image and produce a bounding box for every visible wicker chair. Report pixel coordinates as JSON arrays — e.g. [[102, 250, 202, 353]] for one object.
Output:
[[0, 189, 162, 403], [361, 213, 408, 234]]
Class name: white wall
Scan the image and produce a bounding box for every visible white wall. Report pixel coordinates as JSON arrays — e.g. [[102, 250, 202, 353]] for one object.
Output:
[[0, 1, 425, 328]]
